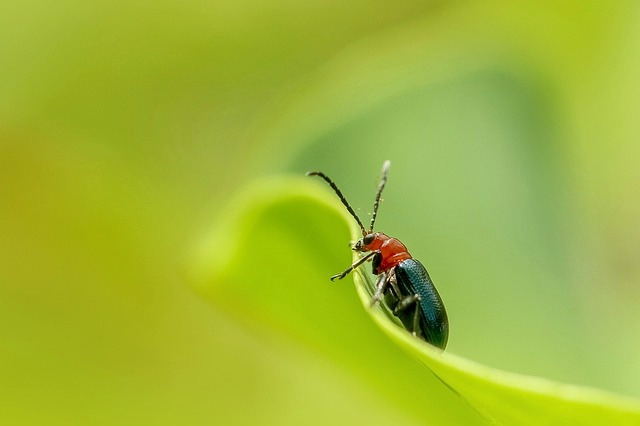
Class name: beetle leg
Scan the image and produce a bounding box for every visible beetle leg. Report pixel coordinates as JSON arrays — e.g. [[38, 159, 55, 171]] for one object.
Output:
[[393, 294, 421, 315], [411, 303, 422, 338], [369, 272, 389, 307], [330, 250, 379, 281], [387, 270, 401, 299]]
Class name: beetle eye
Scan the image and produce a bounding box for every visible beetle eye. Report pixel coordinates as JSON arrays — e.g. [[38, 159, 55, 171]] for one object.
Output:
[[363, 233, 375, 245]]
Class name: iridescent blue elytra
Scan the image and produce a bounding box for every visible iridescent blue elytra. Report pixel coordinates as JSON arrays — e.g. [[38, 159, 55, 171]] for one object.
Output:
[[393, 259, 449, 348], [307, 160, 449, 349]]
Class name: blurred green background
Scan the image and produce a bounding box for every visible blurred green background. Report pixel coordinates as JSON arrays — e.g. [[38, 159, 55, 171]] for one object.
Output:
[[2, 0, 640, 424]]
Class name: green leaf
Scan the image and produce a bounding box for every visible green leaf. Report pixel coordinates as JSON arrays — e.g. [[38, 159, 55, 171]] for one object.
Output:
[[192, 177, 640, 425]]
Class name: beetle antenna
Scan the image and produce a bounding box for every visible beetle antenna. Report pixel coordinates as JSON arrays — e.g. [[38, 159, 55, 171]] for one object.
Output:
[[306, 170, 367, 236], [369, 160, 390, 233]]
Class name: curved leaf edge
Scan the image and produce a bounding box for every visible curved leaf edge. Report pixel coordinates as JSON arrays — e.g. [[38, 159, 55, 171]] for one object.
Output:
[[190, 176, 640, 420], [354, 269, 640, 409]]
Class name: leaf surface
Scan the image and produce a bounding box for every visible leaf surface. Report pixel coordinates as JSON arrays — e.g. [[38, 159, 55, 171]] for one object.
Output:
[[193, 178, 640, 425]]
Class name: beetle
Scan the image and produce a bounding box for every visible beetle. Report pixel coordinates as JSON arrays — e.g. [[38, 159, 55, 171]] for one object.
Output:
[[307, 160, 449, 349]]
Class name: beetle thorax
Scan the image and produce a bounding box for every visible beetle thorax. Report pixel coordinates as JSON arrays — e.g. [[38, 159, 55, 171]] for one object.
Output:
[[359, 232, 413, 273]]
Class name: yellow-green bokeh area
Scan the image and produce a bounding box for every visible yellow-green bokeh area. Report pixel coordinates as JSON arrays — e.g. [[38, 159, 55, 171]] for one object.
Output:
[[2, 0, 640, 425]]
